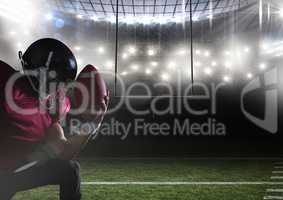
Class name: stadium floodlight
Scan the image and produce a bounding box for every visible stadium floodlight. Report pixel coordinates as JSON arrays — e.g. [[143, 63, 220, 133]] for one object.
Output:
[[0, 10, 19, 23], [16, 42, 23, 48], [177, 48, 187, 55], [145, 69, 152, 75], [224, 50, 231, 56], [158, 16, 171, 24], [260, 42, 269, 51], [174, 17, 183, 23], [223, 75, 231, 82], [121, 71, 128, 76], [195, 61, 202, 67], [97, 47, 105, 54], [150, 61, 158, 67], [76, 14, 83, 19], [119, 16, 154, 25], [259, 63, 266, 70], [167, 61, 176, 69], [122, 53, 129, 60], [224, 50, 232, 56], [106, 61, 114, 69], [207, 15, 213, 20], [244, 47, 250, 53], [0, 0, 34, 24], [204, 50, 211, 57], [247, 73, 253, 79], [106, 16, 116, 23], [131, 64, 139, 71], [74, 46, 81, 51], [123, 17, 138, 24], [91, 15, 98, 21], [204, 67, 212, 75], [192, 16, 199, 21], [148, 49, 155, 56], [128, 46, 137, 55], [85, 14, 196, 25], [116, 16, 185, 25], [211, 61, 217, 67], [9, 31, 16, 36], [195, 50, 201, 55], [161, 73, 170, 81], [144, 17, 154, 24], [45, 13, 53, 21]]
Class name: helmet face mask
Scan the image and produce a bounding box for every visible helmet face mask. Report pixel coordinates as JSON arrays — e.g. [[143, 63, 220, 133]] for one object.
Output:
[[19, 38, 78, 99]]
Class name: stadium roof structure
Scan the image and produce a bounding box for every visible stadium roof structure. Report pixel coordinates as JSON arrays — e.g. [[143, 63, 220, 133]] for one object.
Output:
[[49, 0, 256, 23]]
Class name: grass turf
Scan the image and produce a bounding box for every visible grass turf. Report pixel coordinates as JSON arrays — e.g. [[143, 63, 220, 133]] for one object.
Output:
[[13, 158, 277, 200]]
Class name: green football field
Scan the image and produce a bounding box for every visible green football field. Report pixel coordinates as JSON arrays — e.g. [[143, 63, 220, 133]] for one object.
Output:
[[12, 158, 283, 200]]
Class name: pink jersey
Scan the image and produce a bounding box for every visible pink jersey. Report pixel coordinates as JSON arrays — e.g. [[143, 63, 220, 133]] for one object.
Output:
[[0, 60, 70, 170]]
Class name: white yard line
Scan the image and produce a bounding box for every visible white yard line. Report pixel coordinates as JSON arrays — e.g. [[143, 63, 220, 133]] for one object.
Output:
[[263, 196, 283, 200], [85, 157, 283, 161], [267, 189, 283, 193], [263, 163, 283, 199], [82, 181, 283, 185], [271, 177, 283, 179]]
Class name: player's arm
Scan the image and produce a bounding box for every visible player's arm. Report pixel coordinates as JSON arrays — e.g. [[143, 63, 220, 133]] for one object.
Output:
[[45, 122, 90, 160], [46, 94, 109, 160]]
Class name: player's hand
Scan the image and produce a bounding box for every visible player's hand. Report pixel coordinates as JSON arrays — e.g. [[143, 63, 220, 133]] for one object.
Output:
[[80, 90, 109, 133]]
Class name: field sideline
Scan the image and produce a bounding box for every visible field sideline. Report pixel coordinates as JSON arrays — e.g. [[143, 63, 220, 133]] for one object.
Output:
[[13, 157, 283, 200]]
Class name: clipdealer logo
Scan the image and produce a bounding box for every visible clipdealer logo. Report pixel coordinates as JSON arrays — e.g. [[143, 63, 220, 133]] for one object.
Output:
[[241, 68, 278, 134]]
